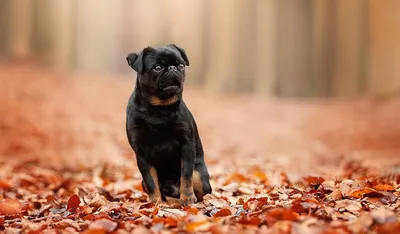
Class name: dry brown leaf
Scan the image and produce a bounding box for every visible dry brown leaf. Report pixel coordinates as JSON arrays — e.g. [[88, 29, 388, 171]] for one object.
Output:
[[371, 207, 397, 224], [88, 199, 107, 208], [55, 219, 81, 231], [266, 208, 298, 225], [335, 199, 362, 213], [67, 194, 81, 212], [0, 179, 11, 189], [373, 184, 395, 192], [339, 179, 361, 197], [349, 188, 383, 198], [185, 207, 199, 215], [252, 168, 268, 183], [185, 219, 210, 232], [321, 180, 336, 191], [221, 183, 239, 193], [236, 216, 261, 226], [131, 226, 150, 234], [0, 199, 21, 215], [207, 199, 228, 208], [303, 176, 325, 187], [82, 229, 106, 234], [95, 186, 115, 201], [325, 189, 343, 201], [213, 207, 232, 217], [89, 218, 118, 232]]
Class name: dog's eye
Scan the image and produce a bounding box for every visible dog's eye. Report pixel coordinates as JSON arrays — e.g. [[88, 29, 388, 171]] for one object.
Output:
[[178, 64, 185, 70], [153, 65, 163, 72]]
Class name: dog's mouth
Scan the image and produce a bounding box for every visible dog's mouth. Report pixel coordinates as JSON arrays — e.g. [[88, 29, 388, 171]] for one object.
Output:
[[160, 76, 182, 92], [162, 85, 180, 91]]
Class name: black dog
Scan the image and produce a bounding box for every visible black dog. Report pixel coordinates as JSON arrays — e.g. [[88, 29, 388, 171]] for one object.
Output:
[[125, 44, 212, 206]]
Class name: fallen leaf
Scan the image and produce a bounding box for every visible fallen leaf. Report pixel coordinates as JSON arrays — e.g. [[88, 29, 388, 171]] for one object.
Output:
[[236, 216, 261, 226], [321, 180, 336, 191], [185, 207, 199, 215], [0, 179, 11, 188], [82, 229, 106, 234], [335, 199, 362, 213], [207, 199, 228, 208], [213, 207, 232, 217], [371, 207, 397, 224], [89, 218, 118, 232], [95, 186, 115, 201], [266, 208, 298, 226], [221, 183, 239, 193], [131, 226, 150, 234], [350, 188, 383, 199], [339, 179, 361, 197], [252, 168, 268, 183], [185, 219, 210, 232], [373, 184, 395, 192], [55, 219, 81, 231], [303, 176, 325, 187], [67, 194, 81, 212], [0, 199, 21, 215], [325, 189, 343, 201]]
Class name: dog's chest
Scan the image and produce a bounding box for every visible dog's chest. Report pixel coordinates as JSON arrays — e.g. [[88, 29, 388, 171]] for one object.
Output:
[[136, 123, 186, 160]]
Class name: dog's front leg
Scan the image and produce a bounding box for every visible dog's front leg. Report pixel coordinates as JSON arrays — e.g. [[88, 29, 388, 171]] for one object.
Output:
[[180, 140, 197, 206], [136, 156, 161, 203]]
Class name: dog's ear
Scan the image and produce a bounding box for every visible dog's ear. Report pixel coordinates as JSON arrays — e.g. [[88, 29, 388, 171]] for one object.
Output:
[[167, 44, 189, 66], [126, 47, 153, 74]]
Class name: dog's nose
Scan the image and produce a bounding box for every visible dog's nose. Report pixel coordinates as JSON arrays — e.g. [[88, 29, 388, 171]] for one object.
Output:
[[168, 66, 177, 71]]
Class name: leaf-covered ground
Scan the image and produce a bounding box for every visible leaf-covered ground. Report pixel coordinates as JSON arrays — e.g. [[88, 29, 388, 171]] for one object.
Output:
[[1, 159, 399, 233], [0, 63, 400, 233]]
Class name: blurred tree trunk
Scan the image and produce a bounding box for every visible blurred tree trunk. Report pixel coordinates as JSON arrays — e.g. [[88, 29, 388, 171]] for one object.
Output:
[[312, 0, 335, 97], [235, 0, 257, 93], [0, 0, 10, 56], [276, 0, 312, 97], [51, 1, 75, 70], [10, 0, 33, 59], [120, 0, 165, 74], [254, 0, 277, 96], [368, 0, 400, 95], [163, 0, 205, 85], [332, 0, 366, 97], [75, 1, 123, 73], [203, 0, 240, 92]]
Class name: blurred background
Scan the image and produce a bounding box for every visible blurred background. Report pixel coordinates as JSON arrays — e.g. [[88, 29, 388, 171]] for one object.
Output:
[[0, 0, 400, 177], [1, 0, 399, 97]]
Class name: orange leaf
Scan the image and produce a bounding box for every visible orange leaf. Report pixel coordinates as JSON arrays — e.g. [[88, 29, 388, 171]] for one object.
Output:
[[225, 173, 247, 184], [266, 208, 298, 224], [0, 199, 21, 215], [82, 229, 106, 234], [185, 220, 209, 232], [134, 183, 144, 192], [89, 219, 118, 232], [83, 214, 96, 221], [349, 188, 383, 198], [213, 208, 232, 217], [186, 207, 199, 215], [0, 179, 11, 189], [303, 176, 325, 186], [236, 217, 261, 226], [164, 217, 178, 228], [67, 194, 81, 212], [252, 168, 268, 183], [373, 184, 395, 192]]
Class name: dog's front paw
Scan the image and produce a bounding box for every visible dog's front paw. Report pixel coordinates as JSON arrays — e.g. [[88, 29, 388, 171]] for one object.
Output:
[[180, 192, 197, 206]]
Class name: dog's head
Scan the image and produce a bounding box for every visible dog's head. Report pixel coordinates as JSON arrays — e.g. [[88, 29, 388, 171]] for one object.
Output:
[[126, 44, 189, 105]]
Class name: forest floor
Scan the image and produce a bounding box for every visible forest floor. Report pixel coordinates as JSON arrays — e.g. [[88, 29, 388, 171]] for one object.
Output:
[[0, 62, 399, 233]]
